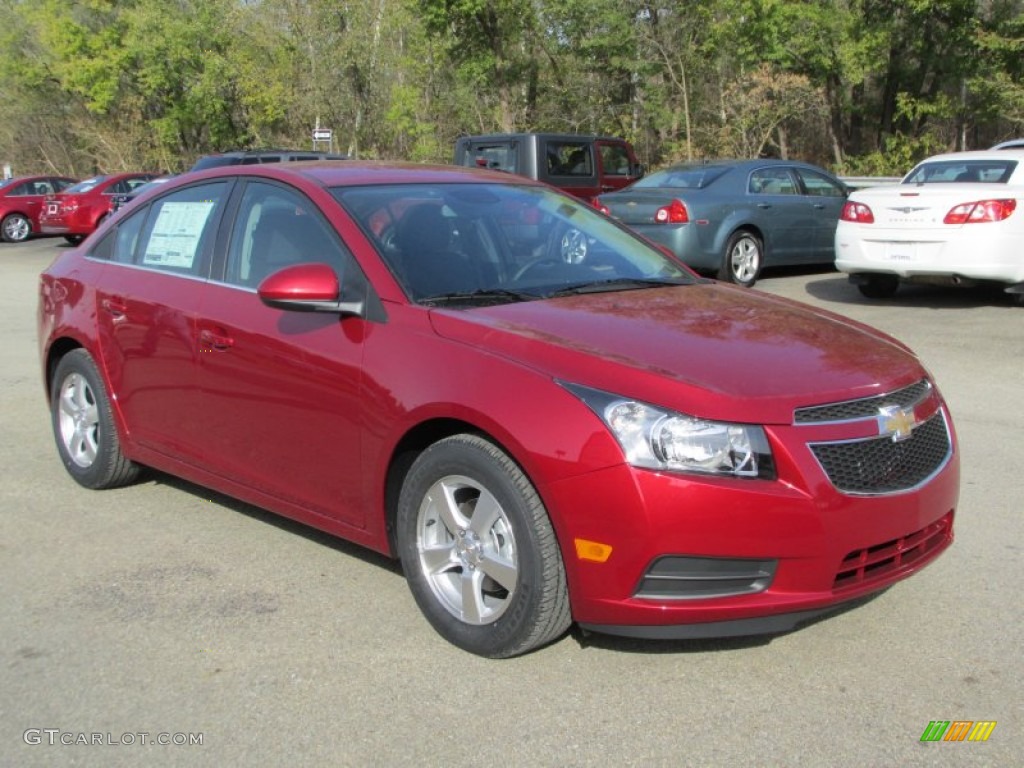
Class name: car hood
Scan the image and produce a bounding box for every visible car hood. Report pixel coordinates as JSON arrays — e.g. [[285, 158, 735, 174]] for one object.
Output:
[[428, 283, 925, 424]]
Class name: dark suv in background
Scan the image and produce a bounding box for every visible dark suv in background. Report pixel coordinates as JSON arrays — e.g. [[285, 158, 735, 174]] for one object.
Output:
[[454, 133, 644, 202], [190, 148, 347, 171]]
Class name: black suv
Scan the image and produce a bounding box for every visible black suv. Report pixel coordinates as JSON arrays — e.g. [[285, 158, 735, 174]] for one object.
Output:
[[190, 148, 347, 172]]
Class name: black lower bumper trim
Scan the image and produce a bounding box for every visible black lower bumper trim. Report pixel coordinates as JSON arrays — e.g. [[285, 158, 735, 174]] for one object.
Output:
[[580, 602, 857, 641]]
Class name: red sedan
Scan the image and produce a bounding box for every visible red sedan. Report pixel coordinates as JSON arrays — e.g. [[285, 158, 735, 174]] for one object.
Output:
[[38, 162, 959, 657], [0, 175, 77, 242], [39, 172, 157, 244]]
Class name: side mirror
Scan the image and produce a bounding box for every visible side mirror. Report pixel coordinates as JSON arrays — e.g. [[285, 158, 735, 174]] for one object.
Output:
[[257, 263, 364, 316]]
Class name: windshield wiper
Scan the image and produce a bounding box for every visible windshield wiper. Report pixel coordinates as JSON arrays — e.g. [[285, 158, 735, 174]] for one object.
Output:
[[420, 288, 539, 307], [543, 277, 689, 298]]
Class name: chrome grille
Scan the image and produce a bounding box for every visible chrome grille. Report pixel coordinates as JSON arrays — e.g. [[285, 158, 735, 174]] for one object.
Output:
[[810, 412, 951, 494], [794, 380, 931, 424]]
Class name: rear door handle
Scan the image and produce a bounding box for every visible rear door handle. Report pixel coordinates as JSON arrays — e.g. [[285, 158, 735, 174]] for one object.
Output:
[[198, 328, 234, 351], [101, 298, 127, 318]]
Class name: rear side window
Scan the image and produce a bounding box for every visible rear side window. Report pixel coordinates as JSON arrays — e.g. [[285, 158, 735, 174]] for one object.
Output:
[[90, 181, 228, 274], [750, 168, 799, 195], [546, 141, 592, 177]]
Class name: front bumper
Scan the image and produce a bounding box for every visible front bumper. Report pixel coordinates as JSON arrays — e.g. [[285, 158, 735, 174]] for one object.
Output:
[[542, 394, 958, 637]]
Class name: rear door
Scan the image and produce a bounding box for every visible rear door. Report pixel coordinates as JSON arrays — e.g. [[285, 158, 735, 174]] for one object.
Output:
[[91, 179, 230, 461]]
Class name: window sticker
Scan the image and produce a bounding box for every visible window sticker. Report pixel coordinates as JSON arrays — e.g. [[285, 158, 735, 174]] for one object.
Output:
[[142, 201, 215, 269]]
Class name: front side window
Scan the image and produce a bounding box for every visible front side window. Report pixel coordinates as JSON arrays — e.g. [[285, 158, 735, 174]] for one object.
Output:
[[224, 181, 349, 288], [796, 168, 846, 197], [599, 144, 631, 176], [334, 182, 695, 304]]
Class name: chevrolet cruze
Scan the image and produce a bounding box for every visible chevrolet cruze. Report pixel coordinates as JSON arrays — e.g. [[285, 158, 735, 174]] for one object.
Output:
[[38, 162, 959, 657]]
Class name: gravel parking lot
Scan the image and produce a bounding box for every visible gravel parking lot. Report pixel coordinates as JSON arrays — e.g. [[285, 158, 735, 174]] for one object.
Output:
[[2, 237, 1021, 767]]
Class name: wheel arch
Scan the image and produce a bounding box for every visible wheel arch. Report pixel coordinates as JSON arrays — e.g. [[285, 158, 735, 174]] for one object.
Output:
[[382, 417, 561, 560], [43, 337, 84, 405]]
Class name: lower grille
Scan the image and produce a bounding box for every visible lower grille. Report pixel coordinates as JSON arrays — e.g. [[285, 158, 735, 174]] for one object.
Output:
[[810, 411, 951, 495], [635, 556, 777, 600], [833, 512, 953, 591]]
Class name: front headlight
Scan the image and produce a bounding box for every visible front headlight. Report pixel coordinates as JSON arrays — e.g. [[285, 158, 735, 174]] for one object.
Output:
[[563, 383, 775, 479]]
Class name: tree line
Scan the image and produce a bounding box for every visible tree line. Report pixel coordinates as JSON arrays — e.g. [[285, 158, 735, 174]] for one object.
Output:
[[1, 0, 1022, 179]]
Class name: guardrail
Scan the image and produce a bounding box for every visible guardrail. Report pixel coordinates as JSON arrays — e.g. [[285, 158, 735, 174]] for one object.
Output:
[[840, 176, 903, 189]]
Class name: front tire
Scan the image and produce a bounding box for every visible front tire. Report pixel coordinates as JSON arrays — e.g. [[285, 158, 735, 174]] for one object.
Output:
[[719, 230, 762, 287], [397, 434, 571, 658], [51, 349, 140, 489], [64, 235, 84, 245], [2, 213, 31, 243]]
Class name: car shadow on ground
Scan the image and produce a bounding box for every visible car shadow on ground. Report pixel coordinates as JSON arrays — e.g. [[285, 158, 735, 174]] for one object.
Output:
[[800, 272, 1021, 310], [148, 470, 889, 657], [150, 470, 404, 576]]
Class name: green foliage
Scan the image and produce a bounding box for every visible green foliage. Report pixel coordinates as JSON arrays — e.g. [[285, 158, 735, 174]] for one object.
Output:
[[1, 0, 1023, 175]]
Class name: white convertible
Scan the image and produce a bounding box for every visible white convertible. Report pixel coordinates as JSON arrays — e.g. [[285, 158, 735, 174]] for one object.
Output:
[[835, 149, 1024, 305]]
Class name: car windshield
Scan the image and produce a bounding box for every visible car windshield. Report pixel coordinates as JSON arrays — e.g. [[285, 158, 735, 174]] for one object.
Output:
[[0, 178, 17, 190], [64, 176, 108, 194], [630, 165, 729, 190], [333, 182, 695, 304], [903, 160, 1016, 184]]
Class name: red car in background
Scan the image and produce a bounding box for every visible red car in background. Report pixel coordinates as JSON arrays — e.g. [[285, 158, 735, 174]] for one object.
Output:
[[39, 172, 157, 244], [0, 175, 77, 243]]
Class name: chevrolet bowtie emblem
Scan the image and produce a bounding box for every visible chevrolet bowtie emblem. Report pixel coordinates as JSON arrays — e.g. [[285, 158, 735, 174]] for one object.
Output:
[[878, 405, 917, 442]]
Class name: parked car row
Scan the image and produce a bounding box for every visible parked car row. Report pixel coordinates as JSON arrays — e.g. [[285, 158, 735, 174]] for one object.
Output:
[[0, 175, 77, 243], [9, 141, 1024, 305]]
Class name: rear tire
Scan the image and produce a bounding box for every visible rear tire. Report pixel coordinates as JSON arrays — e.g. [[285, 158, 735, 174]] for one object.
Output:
[[396, 434, 571, 658], [64, 235, 84, 245], [1, 213, 31, 243], [51, 349, 140, 489], [856, 274, 899, 299], [719, 230, 762, 287]]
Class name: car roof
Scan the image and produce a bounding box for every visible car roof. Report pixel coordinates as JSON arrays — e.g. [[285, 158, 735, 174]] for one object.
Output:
[[184, 160, 546, 188], [458, 133, 626, 143], [991, 139, 1024, 150], [912, 149, 1024, 163], [657, 158, 829, 172]]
